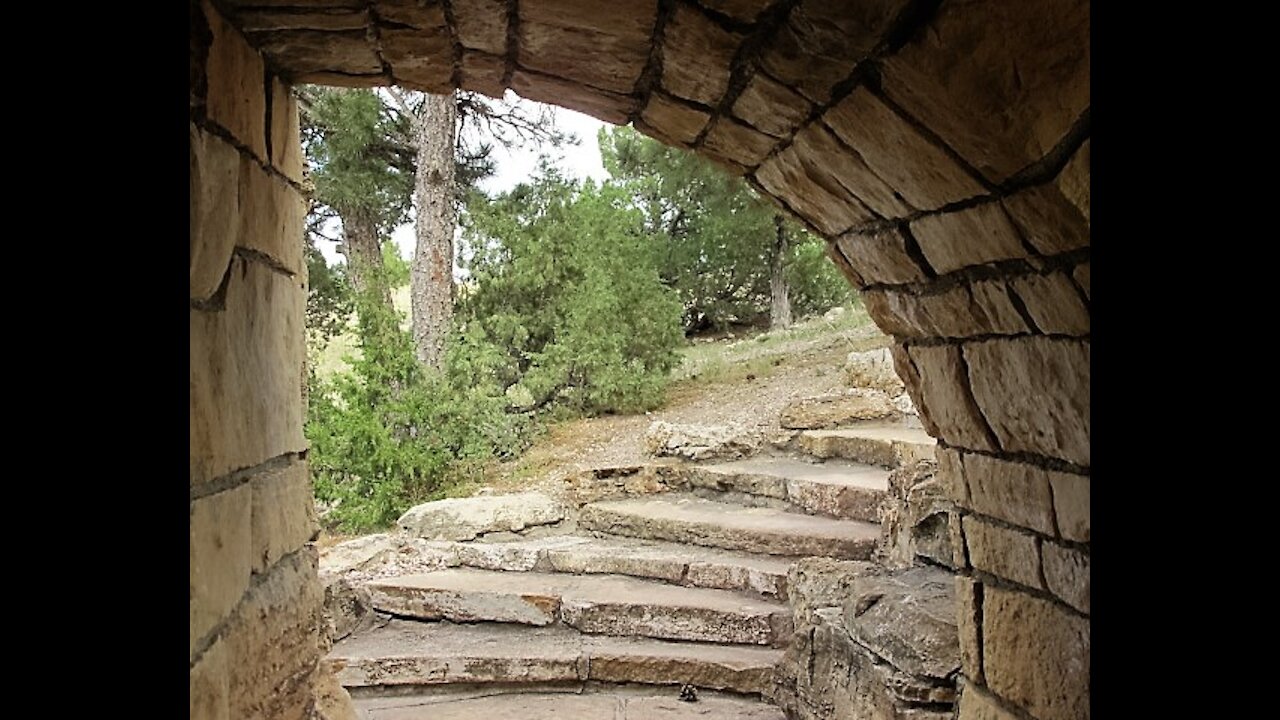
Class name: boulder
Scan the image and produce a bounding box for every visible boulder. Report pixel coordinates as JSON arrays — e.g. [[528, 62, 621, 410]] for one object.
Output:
[[645, 420, 762, 461], [780, 389, 898, 429], [397, 492, 565, 540]]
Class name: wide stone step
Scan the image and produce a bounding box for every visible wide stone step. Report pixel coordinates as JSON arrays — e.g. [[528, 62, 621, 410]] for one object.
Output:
[[580, 495, 880, 560], [353, 690, 788, 720], [678, 456, 889, 522], [366, 568, 792, 646], [796, 424, 937, 468], [427, 535, 794, 599], [328, 619, 783, 695]]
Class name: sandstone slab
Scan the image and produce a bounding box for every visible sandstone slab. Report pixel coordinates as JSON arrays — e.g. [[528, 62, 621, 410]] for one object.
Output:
[[910, 202, 1029, 275], [846, 348, 909, 394], [397, 492, 565, 540], [844, 565, 959, 680], [780, 389, 898, 429], [661, 4, 741, 105], [645, 420, 760, 461], [639, 92, 712, 146], [982, 586, 1089, 720], [797, 425, 935, 468]]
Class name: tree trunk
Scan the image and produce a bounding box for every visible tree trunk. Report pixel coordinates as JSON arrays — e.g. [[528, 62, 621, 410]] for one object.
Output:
[[339, 209, 392, 309], [770, 214, 792, 330], [410, 91, 458, 370]]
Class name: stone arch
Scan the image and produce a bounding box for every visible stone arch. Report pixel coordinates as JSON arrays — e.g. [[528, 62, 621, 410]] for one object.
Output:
[[191, 1, 1088, 719]]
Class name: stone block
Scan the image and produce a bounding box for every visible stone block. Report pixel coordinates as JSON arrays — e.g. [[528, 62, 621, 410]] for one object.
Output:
[[906, 344, 997, 452], [791, 122, 913, 218], [238, 155, 306, 274], [190, 484, 252, 658], [381, 27, 454, 93], [958, 683, 1020, 720], [453, 0, 509, 55], [910, 202, 1029, 275], [269, 77, 305, 184], [701, 118, 778, 169], [732, 72, 812, 138], [639, 92, 711, 146], [1011, 272, 1089, 335], [835, 228, 928, 285], [460, 51, 508, 98], [661, 4, 742, 105], [512, 70, 637, 125], [963, 516, 1041, 589], [1001, 182, 1089, 256], [1073, 262, 1090, 300], [1042, 542, 1089, 613], [249, 29, 382, 76], [959, 454, 1055, 536], [1050, 472, 1089, 542], [862, 282, 1028, 340], [203, 0, 267, 159], [755, 148, 876, 236], [955, 575, 982, 683], [983, 586, 1090, 720], [190, 126, 241, 302], [250, 459, 318, 574], [700, 0, 773, 23], [190, 634, 230, 720]]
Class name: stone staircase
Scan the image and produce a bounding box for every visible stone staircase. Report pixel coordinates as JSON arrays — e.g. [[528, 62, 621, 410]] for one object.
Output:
[[321, 407, 952, 719]]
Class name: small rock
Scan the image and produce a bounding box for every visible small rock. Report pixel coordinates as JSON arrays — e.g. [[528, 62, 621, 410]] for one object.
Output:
[[779, 389, 898, 429], [644, 420, 761, 461], [397, 492, 565, 541]]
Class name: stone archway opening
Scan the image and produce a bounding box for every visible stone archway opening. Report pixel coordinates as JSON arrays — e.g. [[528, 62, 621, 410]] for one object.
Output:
[[190, 1, 1089, 719]]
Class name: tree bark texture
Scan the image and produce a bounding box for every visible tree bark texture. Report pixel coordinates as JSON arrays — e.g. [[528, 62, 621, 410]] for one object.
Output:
[[770, 214, 792, 330], [411, 91, 459, 370], [340, 209, 392, 309]]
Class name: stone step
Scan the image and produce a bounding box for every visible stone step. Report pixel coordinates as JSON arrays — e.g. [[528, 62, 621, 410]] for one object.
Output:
[[580, 495, 880, 560], [796, 424, 937, 468], [425, 535, 794, 600], [678, 456, 889, 522], [353, 689, 788, 720], [328, 619, 783, 695], [366, 568, 792, 646]]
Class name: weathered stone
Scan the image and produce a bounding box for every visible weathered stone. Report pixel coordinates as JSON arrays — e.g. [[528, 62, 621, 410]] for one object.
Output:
[[963, 516, 1041, 589], [958, 684, 1021, 720], [250, 460, 317, 573], [799, 426, 935, 469], [190, 634, 229, 720], [845, 566, 959, 680], [367, 571, 562, 626], [780, 389, 898, 429], [1001, 182, 1090, 256], [459, 51, 507, 98], [661, 4, 742, 105], [881, 0, 1090, 182], [760, 0, 907, 104], [249, 29, 382, 76], [233, 8, 368, 32], [702, 118, 778, 168], [963, 337, 1090, 466], [203, 0, 267, 159], [190, 485, 252, 658], [732, 72, 812, 138], [836, 228, 928, 285], [787, 557, 875, 624], [397, 492, 564, 540], [959, 453, 1056, 536], [628, 696, 788, 719], [1011, 272, 1089, 335], [1050, 472, 1089, 542], [292, 71, 389, 86], [792, 122, 913, 218], [910, 202, 1029, 275], [983, 586, 1089, 720], [223, 549, 325, 720], [562, 592, 786, 646], [310, 669, 359, 720], [587, 635, 781, 694], [1042, 542, 1089, 613], [1059, 139, 1090, 221], [268, 76, 305, 183], [237, 150, 306, 274], [580, 495, 881, 559], [684, 557, 790, 598], [449, 536, 587, 572], [905, 344, 997, 452], [639, 92, 711, 146], [512, 69, 637, 125], [1073, 262, 1090, 300], [322, 575, 372, 642], [827, 241, 868, 289], [645, 420, 760, 461], [374, 0, 445, 28], [700, 0, 774, 23], [935, 447, 966, 504], [319, 533, 401, 576], [955, 576, 982, 684], [452, 0, 508, 54], [519, 2, 655, 94], [878, 461, 951, 569], [190, 126, 241, 301], [381, 27, 454, 93], [825, 89, 987, 210], [755, 147, 876, 236], [863, 282, 1029, 340]]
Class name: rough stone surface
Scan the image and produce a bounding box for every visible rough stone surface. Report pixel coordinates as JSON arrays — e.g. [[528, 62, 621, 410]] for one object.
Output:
[[755, 147, 876, 236], [190, 126, 241, 301], [250, 29, 383, 77], [639, 92, 711, 146], [358, 692, 786, 720], [381, 26, 453, 93], [319, 533, 402, 576], [1058, 139, 1090, 220], [791, 121, 913, 219], [518, 0, 656, 94], [702, 118, 778, 169], [963, 338, 1090, 466], [825, 89, 987, 210], [452, 0, 509, 54], [322, 575, 372, 643], [701, 0, 774, 23], [864, 282, 1029, 340], [587, 635, 781, 693], [232, 8, 368, 33], [844, 565, 959, 680], [237, 155, 305, 274], [963, 516, 1041, 589], [204, 0, 267, 159], [958, 684, 1022, 720], [1042, 542, 1089, 613], [310, 669, 359, 720], [910, 202, 1030, 275], [679, 456, 889, 523], [644, 420, 760, 461], [191, 485, 252, 658], [396, 492, 565, 540], [844, 348, 906, 393], [580, 495, 882, 559], [780, 388, 898, 429], [1011, 271, 1089, 335], [250, 459, 317, 573], [661, 4, 741, 105], [1073, 262, 1090, 300], [1001, 182, 1090, 256], [786, 557, 875, 625], [268, 76, 304, 183], [905, 344, 997, 452], [459, 51, 507, 98], [190, 634, 229, 720], [1050, 472, 1089, 542], [880, 0, 1090, 182], [835, 228, 928, 286], [956, 576, 982, 684], [512, 69, 637, 124], [958, 453, 1056, 536], [983, 586, 1090, 720], [798, 426, 935, 469], [877, 461, 953, 569], [733, 72, 812, 138]]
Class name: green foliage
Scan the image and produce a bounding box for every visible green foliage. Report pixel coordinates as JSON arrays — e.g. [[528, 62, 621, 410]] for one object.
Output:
[[599, 126, 853, 331], [461, 165, 686, 415], [381, 242, 411, 289], [304, 240, 353, 353], [307, 271, 524, 532]]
